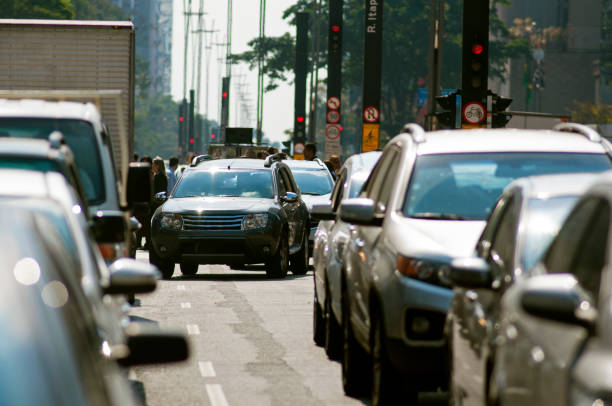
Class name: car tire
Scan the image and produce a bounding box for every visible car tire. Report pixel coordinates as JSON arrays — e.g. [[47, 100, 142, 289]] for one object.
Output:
[[149, 248, 174, 279], [313, 289, 325, 347], [342, 291, 371, 397], [266, 233, 288, 279], [371, 312, 415, 406], [290, 229, 309, 275], [324, 285, 342, 360], [180, 262, 199, 276]]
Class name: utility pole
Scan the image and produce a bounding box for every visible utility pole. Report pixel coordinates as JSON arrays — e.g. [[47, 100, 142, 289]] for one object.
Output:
[[221, 0, 233, 143], [361, 0, 383, 152], [308, 0, 322, 143], [294, 12, 309, 158], [426, 0, 444, 130], [256, 0, 267, 145], [326, 0, 343, 158]]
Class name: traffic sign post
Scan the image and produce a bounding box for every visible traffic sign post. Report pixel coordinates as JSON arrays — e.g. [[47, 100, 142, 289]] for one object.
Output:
[[327, 96, 340, 110], [462, 102, 486, 126], [294, 142, 305, 154], [363, 106, 379, 123], [326, 110, 340, 124], [325, 124, 341, 141]]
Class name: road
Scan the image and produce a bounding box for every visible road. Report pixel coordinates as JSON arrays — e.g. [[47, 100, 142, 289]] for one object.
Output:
[[130, 250, 363, 406]]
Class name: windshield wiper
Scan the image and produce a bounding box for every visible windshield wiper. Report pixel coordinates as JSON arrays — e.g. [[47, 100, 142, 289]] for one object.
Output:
[[410, 212, 470, 220], [302, 192, 324, 196]]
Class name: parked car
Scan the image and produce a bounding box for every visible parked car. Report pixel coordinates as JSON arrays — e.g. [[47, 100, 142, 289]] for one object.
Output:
[[311, 151, 382, 359], [150, 156, 310, 279], [447, 172, 599, 406], [0, 202, 188, 406], [284, 158, 335, 253], [338, 123, 612, 404]]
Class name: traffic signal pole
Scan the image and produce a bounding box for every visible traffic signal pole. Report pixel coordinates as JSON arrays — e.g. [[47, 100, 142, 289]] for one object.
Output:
[[293, 12, 309, 159], [361, 0, 383, 152], [325, 0, 343, 158], [426, 0, 444, 131]]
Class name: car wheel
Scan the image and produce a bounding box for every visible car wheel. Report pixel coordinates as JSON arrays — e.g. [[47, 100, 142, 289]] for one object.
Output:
[[313, 288, 325, 347], [266, 233, 288, 279], [371, 312, 414, 406], [290, 229, 309, 275], [342, 291, 371, 397], [149, 248, 174, 279], [324, 284, 342, 360], [180, 262, 199, 276]]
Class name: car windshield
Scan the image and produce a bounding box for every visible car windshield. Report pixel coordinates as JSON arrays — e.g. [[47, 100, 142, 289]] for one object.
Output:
[[0, 118, 104, 205], [292, 169, 333, 195], [521, 196, 579, 272], [403, 152, 611, 220], [0, 158, 57, 173], [173, 169, 274, 198]]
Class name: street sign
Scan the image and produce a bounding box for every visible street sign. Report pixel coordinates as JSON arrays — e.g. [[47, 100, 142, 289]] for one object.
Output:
[[325, 138, 342, 157], [294, 142, 305, 154], [327, 96, 340, 110], [326, 110, 340, 124], [362, 123, 379, 152], [363, 106, 379, 123], [325, 124, 341, 140], [462, 102, 486, 125]]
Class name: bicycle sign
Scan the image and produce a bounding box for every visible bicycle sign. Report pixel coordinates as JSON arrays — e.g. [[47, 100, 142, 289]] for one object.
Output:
[[462, 102, 486, 125]]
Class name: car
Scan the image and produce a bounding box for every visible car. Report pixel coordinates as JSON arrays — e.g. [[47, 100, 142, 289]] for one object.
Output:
[[0, 207, 188, 406], [150, 156, 310, 279], [311, 151, 382, 358], [473, 170, 612, 406], [0, 98, 150, 262], [284, 158, 335, 252], [447, 172, 600, 406], [338, 123, 612, 404]]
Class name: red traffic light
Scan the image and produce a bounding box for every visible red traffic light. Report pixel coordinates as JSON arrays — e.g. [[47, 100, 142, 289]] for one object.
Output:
[[179, 116, 184, 122], [332, 25, 341, 32], [189, 138, 194, 144], [472, 44, 484, 55], [211, 133, 216, 139], [339, 125, 343, 131], [222, 91, 228, 98], [297, 116, 304, 123]]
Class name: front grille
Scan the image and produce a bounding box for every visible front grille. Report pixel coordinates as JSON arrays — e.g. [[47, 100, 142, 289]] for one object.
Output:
[[182, 214, 244, 231], [181, 240, 245, 254]]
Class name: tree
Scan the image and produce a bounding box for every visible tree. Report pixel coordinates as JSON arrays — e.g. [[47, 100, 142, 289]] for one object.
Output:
[[72, 0, 125, 20], [2, 0, 75, 19], [568, 101, 612, 125]]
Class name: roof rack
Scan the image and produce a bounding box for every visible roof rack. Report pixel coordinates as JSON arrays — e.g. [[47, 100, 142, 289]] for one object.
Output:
[[190, 154, 212, 167], [48, 131, 65, 149], [312, 157, 327, 167], [264, 153, 284, 168], [553, 122, 602, 142], [401, 123, 426, 143]]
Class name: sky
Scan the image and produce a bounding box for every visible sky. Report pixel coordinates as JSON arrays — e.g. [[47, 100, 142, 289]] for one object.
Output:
[[171, 0, 294, 145]]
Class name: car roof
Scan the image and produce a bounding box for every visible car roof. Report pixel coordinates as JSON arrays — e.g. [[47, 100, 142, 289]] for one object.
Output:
[[196, 158, 271, 170], [0, 169, 75, 205], [283, 159, 327, 170], [345, 150, 382, 173], [0, 98, 101, 122], [407, 129, 608, 155], [507, 172, 602, 200], [0, 138, 56, 158]]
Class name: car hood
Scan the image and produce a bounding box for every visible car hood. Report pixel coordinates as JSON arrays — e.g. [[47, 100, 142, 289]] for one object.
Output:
[[391, 217, 486, 258], [162, 196, 274, 213], [301, 193, 332, 210]]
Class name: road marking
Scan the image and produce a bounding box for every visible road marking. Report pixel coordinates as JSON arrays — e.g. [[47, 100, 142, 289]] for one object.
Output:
[[177, 285, 186, 291], [181, 302, 192, 309], [206, 384, 229, 406], [187, 324, 200, 335], [199, 361, 216, 377]]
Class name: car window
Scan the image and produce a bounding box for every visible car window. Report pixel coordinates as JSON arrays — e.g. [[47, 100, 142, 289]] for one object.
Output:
[[363, 145, 399, 201], [276, 169, 287, 197], [173, 169, 274, 198], [488, 195, 520, 286], [374, 148, 401, 214], [477, 193, 512, 259], [283, 168, 299, 193], [330, 169, 347, 211], [291, 169, 333, 195], [403, 152, 611, 220], [279, 168, 296, 194]]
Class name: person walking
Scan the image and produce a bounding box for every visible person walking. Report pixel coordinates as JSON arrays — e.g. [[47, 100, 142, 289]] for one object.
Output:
[[304, 143, 318, 161], [152, 156, 168, 194], [167, 156, 179, 193]]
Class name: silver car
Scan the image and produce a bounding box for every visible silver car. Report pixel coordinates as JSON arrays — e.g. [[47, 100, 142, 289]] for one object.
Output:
[[312, 151, 381, 358], [338, 123, 612, 404]]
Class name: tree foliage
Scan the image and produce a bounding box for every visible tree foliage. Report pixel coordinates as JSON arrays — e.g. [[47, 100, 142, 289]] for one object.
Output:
[[1, 0, 75, 19], [568, 101, 612, 125]]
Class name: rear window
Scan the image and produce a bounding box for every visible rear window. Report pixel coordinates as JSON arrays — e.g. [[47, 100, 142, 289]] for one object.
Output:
[[173, 169, 274, 199], [403, 152, 611, 221], [291, 169, 333, 195], [0, 118, 105, 205]]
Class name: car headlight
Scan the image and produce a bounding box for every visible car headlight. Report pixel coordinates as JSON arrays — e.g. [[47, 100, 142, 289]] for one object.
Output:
[[160, 213, 183, 230], [242, 213, 268, 230], [572, 385, 608, 406], [396, 256, 452, 288]]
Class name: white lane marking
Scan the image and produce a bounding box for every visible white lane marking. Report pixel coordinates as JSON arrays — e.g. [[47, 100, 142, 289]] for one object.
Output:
[[206, 384, 229, 406], [199, 361, 216, 377], [177, 285, 186, 291], [187, 324, 200, 335], [181, 302, 191, 309]]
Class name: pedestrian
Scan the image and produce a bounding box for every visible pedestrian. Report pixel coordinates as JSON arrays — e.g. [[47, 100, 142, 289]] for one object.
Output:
[[167, 156, 179, 192], [267, 146, 278, 156], [137, 155, 153, 249], [133, 152, 139, 162], [304, 143, 318, 161], [329, 154, 341, 177], [324, 160, 337, 180], [152, 156, 168, 194]]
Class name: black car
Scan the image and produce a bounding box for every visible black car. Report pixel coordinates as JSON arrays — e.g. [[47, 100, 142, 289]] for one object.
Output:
[[150, 156, 310, 279]]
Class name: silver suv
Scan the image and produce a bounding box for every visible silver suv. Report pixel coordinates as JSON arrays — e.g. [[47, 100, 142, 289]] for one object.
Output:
[[338, 123, 612, 403]]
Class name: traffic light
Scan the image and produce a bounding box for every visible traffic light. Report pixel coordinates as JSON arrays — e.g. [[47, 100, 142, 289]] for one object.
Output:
[[281, 140, 292, 155], [179, 100, 187, 152], [294, 12, 308, 142], [490, 92, 513, 128], [221, 77, 230, 128], [461, 0, 489, 127], [435, 92, 458, 129]]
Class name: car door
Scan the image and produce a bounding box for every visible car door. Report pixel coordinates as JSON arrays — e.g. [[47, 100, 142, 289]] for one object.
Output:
[[278, 166, 302, 252], [326, 168, 349, 317], [348, 145, 401, 346], [497, 197, 608, 406], [452, 192, 521, 406]]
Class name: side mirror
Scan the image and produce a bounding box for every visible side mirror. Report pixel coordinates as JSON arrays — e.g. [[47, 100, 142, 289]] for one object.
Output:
[[311, 203, 335, 221], [116, 322, 189, 366], [339, 198, 382, 226], [129, 216, 141, 232], [127, 163, 152, 210], [154, 191, 168, 202], [449, 257, 492, 289], [91, 211, 126, 243], [105, 258, 158, 295], [281, 191, 299, 203], [520, 274, 597, 330]]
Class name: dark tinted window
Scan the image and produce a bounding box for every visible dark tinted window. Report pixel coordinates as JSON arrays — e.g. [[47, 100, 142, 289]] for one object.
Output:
[[292, 169, 333, 195], [0, 118, 105, 205], [0, 158, 57, 172], [174, 169, 274, 198], [488, 195, 519, 284], [404, 153, 611, 220]]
